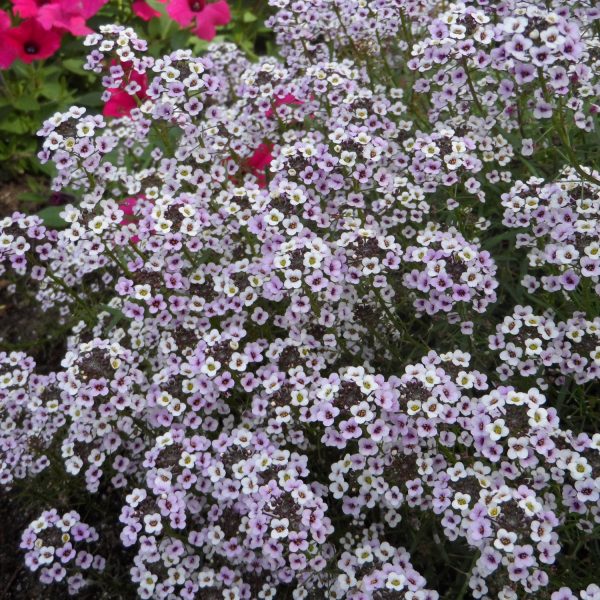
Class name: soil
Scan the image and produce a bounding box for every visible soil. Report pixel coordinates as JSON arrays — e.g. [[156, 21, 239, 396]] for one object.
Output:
[[0, 182, 31, 218]]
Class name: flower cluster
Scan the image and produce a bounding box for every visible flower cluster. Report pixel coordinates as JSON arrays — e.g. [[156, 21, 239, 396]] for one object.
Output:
[[502, 168, 600, 295], [489, 306, 600, 385], [408, 2, 600, 130], [402, 226, 498, 316], [20, 510, 104, 594]]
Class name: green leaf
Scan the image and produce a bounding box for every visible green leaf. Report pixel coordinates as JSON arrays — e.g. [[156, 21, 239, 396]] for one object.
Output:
[[12, 96, 40, 111], [170, 29, 191, 49], [42, 66, 61, 77], [18, 191, 47, 204], [100, 304, 126, 329], [10, 62, 32, 79], [76, 91, 103, 107], [189, 37, 210, 53], [243, 11, 258, 23], [35, 160, 57, 178], [148, 16, 161, 38], [62, 58, 87, 75], [40, 81, 64, 101], [36, 206, 67, 229], [481, 230, 517, 251], [0, 118, 30, 134], [146, 0, 167, 15]]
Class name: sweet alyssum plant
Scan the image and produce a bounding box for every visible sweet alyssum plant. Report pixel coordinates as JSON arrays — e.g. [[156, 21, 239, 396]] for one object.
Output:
[[1, 0, 599, 598]]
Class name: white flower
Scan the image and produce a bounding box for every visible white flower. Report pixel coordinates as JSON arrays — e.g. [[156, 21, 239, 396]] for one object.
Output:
[[167, 400, 186, 417], [31, 517, 48, 533], [156, 431, 173, 447], [385, 572, 406, 591], [283, 269, 302, 289], [266, 209, 284, 226], [503, 16, 527, 33], [179, 452, 195, 468], [207, 463, 225, 483], [507, 437, 529, 460], [355, 545, 373, 564], [420, 369, 440, 389], [486, 419, 509, 441], [143, 514, 163, 534], [359, 374, 379, 394], [270, 518, 289, 539], [157, 391, 172, 407], [494, 529, 517, 552], [518, 496, 542, 517], [452, 492, 471, 512], [38, 546, 55, 565], [303, 251, 323, 269], [65, 456, 83, 475], [229, 352, 248, 371], [76, 121, 95, 137], [329, 480, 349, 499], [444, 152, 463, 170], [422, 142, 439, 157], [134, 284, 152, 300], [569, 457, 591, 480], [89, 215, 109, 234], [456, 371, 475, 388], [506, 391, 527, 406], [291, 389, 308, 406], [201, 357, 221, 377], [126, 488, 147, 508], [339, 151, 357, 167], [500, 316, 522, 335], [275, 405, 292, 423], [350, 401, 374, 424], [524, 338, 543, 355], [527, 407, 548, 427], [207, 525, 224, 544]]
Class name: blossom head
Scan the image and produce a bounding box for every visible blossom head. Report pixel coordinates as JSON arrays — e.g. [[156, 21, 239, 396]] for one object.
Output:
[[4, 19, 62, 64], [166, 0, 231, 40]]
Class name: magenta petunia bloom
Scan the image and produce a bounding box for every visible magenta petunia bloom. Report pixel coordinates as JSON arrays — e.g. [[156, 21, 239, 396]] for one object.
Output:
[[132, 0, 161, 21], [103, 63, 148, 118], [11, 0, 50, 19], [247, 143, 273, 172], [3, 18, 62, 64], [265, 92, 304, 118], [118, 195, 144, 243], [36, 0, 108, 36], [166, 0, 231, 40], [246, 142, 273, 187], [0, 10, 10, 28], [0, 10, 16, 69]]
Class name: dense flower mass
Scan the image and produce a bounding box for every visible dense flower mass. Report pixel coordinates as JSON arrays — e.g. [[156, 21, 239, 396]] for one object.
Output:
[[0, 0, 599, 599]]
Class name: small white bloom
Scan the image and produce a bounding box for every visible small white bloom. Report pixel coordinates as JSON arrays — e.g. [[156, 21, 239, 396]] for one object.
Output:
[[270, 518, 289, 539]]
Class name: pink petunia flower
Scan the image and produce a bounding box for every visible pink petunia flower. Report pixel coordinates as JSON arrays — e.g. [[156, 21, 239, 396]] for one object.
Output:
[[3, 19, 62, 64], [0, 10, 16, 69], [0, 10, 10, 29], [118, 195, 144, 243], [103, 62, 148, 118], [12, 0, 50, 19], [166, 0, 231, 40], [132, 0, 161, 21], [37, 0, 108, 36], [246, 143, 273, 188], [265, 93, 304, 118]]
